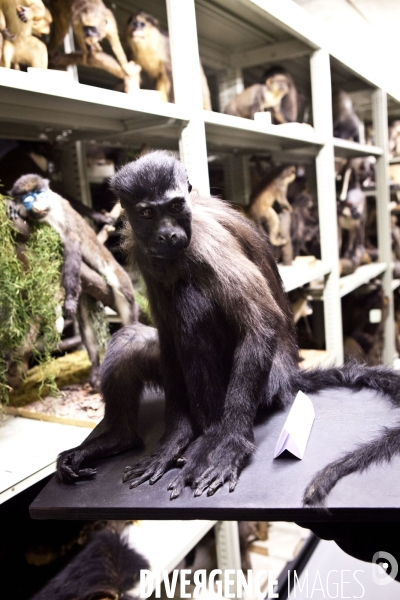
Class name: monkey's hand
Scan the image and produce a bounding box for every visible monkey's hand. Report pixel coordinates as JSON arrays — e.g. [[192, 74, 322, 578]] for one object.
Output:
[[2, 28, 16, 41], [167, 432, 254, 499], [122, 424, 193, 490], [57, 447, 98, 484], [16, 5, 31, 22], [64, 297, 78, 320]]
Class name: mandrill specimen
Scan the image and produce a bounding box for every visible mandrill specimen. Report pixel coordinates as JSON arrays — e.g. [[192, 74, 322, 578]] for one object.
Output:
[[58, 152, 400, 506]]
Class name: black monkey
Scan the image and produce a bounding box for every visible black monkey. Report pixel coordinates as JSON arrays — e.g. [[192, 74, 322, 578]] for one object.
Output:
[[58, 151, 400, 505], [30, 530, 149, 600]]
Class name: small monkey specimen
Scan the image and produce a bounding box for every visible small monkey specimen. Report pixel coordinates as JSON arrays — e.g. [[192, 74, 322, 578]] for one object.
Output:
[[126, 11, 212, 109], [71, 0, 133, 76], [58, 152, 400, 506], [332, 91, 361, 142], [247, 165, 296, 255], [225, 66, 298, 122], [11, 174, 138, 387], [0, 0, 48, 69]]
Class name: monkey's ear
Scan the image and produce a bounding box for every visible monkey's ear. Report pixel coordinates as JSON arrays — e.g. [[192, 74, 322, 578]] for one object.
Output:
[[188, 182, 192, 193]]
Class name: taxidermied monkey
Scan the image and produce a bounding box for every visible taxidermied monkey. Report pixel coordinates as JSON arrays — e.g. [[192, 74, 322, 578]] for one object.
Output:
[[31, 530, 149, 600], [0, 0, 48, 68], [57, 152, 400, 505], [225, 66, 298, 122], [247, 165, 296, 247], [332, 90, 361, 142], [71, 0, 133, 76], [290, 192, 319, 259], [126, 11, 212, 109], [11, 174, 138, 387]]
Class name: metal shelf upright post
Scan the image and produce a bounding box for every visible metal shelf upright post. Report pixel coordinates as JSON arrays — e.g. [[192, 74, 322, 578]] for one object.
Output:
[[372, 88, 395, 365], [310, 48, 343, 365], [166, 0, 210, 195]]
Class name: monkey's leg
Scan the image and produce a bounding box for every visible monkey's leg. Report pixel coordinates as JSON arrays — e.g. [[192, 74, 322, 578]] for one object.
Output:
[[106, 19, 131, 75], [48, 0, 71, 57], [29, 38, 48, 69], [1, 40, 14, 68], [77, 293, 101, 390], [57, 323, 161, 483], [155, 72, 171, 103], [62, 238, 82, 319], [263, 208, 287, 246]]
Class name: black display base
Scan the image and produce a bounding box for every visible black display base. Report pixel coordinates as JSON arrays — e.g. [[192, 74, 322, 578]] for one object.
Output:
[[30, 388, 400, 521]]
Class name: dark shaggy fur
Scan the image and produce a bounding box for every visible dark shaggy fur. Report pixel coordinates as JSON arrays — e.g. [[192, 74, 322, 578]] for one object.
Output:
[[30, 530, 149, 600], [57, 151, 400, 505]]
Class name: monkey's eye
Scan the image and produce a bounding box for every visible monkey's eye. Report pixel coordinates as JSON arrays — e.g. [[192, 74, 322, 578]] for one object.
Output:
[[139, 207, 156, 219], [169, 200, 184, 213]]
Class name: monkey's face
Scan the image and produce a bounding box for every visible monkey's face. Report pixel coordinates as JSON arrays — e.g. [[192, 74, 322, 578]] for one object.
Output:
[[282, 166, 296, 184], [123, 186, 192, 259], [265, 74, 290, 100], [16, 191, 51, 220], [78, 9, 107, 46], [127, 13, 159, 44]]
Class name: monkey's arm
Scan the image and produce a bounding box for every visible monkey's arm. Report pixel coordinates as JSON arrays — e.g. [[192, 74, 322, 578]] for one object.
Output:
[[62, 235, 82, 319], [169, 322, 277, 497], [105, 9, 131, 76]]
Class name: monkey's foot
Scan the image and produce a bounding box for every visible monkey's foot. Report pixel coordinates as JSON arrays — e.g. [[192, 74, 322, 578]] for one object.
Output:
[[122, 437, 191, 489], [168, 435, 253, 499], [57, 448, 97, 484]]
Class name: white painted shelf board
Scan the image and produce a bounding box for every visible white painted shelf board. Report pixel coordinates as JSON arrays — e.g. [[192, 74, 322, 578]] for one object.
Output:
[[333, 138, 383, 159], [339, 262, 387, 297], [125, 520, 216, 574], [204, 111, 323, 154], [390, 156, 400, 165], [0, 68, 188, 137], [0, 415, 88, 504], [278, 260, 331, 292], [392, 279, 400, 292]]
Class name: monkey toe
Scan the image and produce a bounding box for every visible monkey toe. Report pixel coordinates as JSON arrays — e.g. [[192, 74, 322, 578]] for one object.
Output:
[[123, 455, 173, 487], [193, 464, 238, 497]]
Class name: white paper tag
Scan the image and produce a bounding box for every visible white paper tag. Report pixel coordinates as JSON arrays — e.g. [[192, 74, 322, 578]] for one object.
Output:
[[273, 391, 315, 459]]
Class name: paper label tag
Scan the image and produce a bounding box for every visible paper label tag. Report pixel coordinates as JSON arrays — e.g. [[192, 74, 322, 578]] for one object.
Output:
[[273, 391, 315, 459]]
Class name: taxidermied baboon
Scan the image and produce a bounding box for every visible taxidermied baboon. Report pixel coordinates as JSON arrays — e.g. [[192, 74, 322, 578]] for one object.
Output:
[[0, 0, 48, 68], [71, 0, 133, 76], [126, 11, 212, 108], [57, 151, 400, 506], [333, 90, 361, 142], [247, 165, 296, 247], [11, 174, 138, 387], [225, 66, 298, 122]]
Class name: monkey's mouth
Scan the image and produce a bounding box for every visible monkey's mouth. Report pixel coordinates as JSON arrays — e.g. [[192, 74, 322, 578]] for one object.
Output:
[[132, 31, 145, 40]]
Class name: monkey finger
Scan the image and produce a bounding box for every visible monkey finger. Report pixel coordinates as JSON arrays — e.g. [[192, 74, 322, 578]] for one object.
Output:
[[76, 468, 97, 478], [128, 471, 155, 489], [206, 478, 224, 496]]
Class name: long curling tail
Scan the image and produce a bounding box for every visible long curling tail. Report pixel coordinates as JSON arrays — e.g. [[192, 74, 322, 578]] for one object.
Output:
[[290, 360, 400, 506], [303, 426, 400, 507]]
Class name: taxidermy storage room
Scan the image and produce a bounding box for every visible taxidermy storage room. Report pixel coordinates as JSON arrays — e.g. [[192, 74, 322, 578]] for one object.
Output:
[[2, 0, 400, 598]]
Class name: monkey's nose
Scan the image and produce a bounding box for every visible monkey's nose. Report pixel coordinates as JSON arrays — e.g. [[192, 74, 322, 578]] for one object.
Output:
[[158, 232, 178, 244]]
